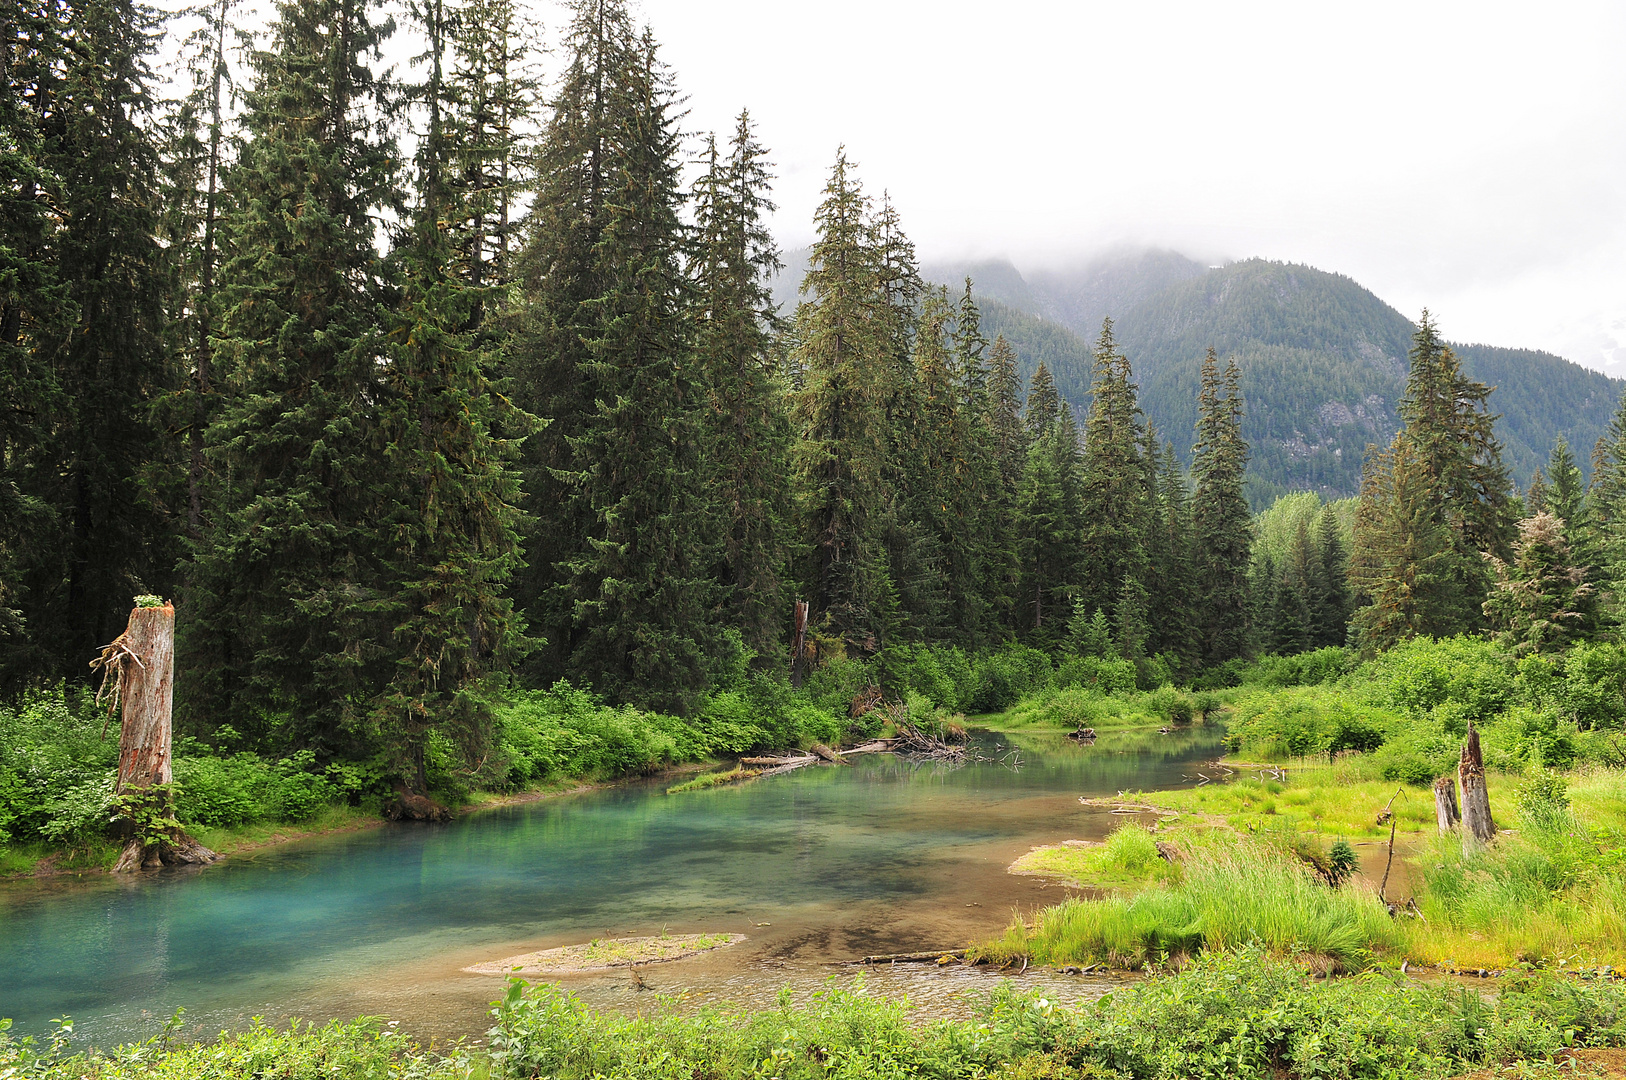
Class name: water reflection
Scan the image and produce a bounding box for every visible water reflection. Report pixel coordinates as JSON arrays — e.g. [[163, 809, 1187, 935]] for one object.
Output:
[[0, 725, 1222, 1045]]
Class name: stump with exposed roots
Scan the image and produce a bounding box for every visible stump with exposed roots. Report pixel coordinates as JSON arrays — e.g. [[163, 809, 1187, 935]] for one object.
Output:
[[94, 600, 217, 872]]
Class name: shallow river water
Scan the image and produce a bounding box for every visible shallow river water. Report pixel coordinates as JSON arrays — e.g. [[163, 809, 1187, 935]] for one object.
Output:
[[1, 726, 1225, 1046]]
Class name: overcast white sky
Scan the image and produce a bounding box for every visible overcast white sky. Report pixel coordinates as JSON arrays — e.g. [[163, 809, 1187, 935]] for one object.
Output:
[[178, 0, 1626, 372], [631, 0, 1626, 374]]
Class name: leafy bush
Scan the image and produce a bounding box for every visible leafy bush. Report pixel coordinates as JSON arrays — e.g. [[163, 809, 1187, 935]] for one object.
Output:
[[1555, 641, 1626, 731], [1372, 635, 1513, 720], [1243, 647, 1352, 688], [1054, 654, 1137, 695], [1225, 689, 1392, 760]]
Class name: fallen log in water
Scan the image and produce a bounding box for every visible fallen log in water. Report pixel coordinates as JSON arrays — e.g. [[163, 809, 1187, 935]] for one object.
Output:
[[810, 743, 845, 763], [856, 949, 968, 965], [842, 739, 898, 755], [758, 754, 819, 776]]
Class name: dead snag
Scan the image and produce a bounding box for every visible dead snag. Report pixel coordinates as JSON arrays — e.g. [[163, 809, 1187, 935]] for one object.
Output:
[[790, 600, 809, 689], [1459, 721, 1496, 846], [92, 599, 216, 872], [1433, 775, 1460, 834]]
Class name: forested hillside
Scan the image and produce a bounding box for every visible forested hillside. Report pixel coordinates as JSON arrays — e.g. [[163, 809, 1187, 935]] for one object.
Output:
[[910, 257, 1623, 503]]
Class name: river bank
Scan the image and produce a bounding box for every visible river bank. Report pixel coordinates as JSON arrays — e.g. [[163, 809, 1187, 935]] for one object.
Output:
[[1, 764, 718, 881], [7, 948, 1623, 1080]]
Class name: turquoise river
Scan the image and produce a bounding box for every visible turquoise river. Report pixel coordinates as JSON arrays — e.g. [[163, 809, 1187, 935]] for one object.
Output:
[[0, 726, 1225, 1046]]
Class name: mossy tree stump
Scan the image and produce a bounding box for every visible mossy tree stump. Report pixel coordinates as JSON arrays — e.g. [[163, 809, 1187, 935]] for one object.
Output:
[[96, 599, 217, 872]]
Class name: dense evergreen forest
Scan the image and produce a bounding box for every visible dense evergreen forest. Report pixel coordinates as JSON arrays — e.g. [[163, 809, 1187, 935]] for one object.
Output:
[[7, 0, 1626, 811]]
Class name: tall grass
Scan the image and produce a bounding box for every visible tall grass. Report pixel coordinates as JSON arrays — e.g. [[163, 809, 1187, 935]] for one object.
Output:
[[979, 843, 1401, 970], [1404, 780, 1626, 968]]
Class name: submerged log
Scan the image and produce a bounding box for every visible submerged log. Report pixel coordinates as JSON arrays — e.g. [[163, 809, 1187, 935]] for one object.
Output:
[[1459, 722, 1496, 845], [1433, 775, 1460, 834], [857, 949, 967, 964], [94, 600, 217, 872]]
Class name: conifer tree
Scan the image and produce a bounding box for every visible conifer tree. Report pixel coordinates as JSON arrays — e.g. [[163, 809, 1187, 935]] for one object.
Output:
[[1025, 363, 1060, 437], [1078, 319, 1150, 627], [1547, 435, 1585, 536], [986, 335, 1027, 490], [1013, 424, 1077, 641], [0, 0, 73, 666], [1190, 349, 1252, 665], [1350, 437, 1475, 649], [159, 0, 237, 541], [1, 0, 177, 686], [1350, 312, 1513, 646], [363, 0, 531, 792], [1484, 512, 1596, 656], [1150, 440, 1195, 665], [445, 0, 540, 303], [1524, 468, 1549, 516], [983, 333, 1026, 633], [1312, 505, 1352, 648], [790, 151, 893, 650], [561, 30, 722, 711], [691, 113, 791, 664], [1588, 389, 1626, 626], [1067, 607, 1114, 658], [507, 0, 640, 675], [1114, 575, 1151, 669], [183, 0, 403, 751]]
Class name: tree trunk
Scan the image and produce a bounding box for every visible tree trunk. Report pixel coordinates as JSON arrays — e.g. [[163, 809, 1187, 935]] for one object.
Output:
[[1433, 774, 1460, 834], [790, 600, 809, 689], [1458, 721, 1496, 846], [104, 601, 216, 872]]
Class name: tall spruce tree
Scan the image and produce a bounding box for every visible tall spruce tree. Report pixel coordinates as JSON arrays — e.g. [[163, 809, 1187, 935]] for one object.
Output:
[[445, 0, 540, 305], [1078, 319, 1150, 629], [507, 0, 638, 678], [1312, 505, 1352, 648], [559, 30, 721, 711], [1547, 434, 1585, 537], [182, 0, 403, 752], [158, 0, 236, 542], [360, 0, 531, 792], [790, 151, 894, 651], [1150, 439, 1196, 666], [0, 0, 73, 666], [1350, 436, 1475, 649], [0, 0, 176, 688], [691, 113, 791, 663], [983, 333, 1026, 632], [1589, 388, 1626, 627], [1350, 312, 1512, 647], [1190, 349, 1252, 665]]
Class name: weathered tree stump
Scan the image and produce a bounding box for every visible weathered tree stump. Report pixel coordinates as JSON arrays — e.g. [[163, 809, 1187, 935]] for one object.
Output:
[[95, 600, 216, 872], [1458, 721, 1496, 846], [1433, 775, 1460, 834]]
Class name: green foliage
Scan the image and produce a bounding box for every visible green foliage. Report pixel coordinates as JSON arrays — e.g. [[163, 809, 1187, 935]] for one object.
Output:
[[492, 679, 847, 788], [1242, 647, 1352, 687], [981, 845, 1403, 970], [9, 952, 1626, 1080], [1369, 634, 1513, 719], [1224, 689, 1393, 759]]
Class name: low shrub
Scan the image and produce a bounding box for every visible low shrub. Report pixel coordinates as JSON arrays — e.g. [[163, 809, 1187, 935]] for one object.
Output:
[[1224, 688, 1394, 760]]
